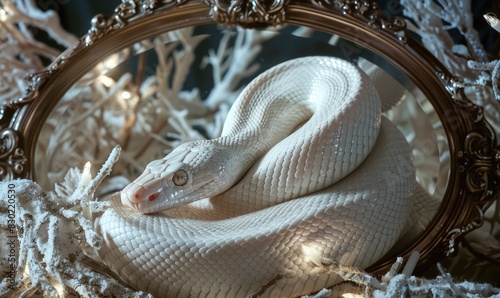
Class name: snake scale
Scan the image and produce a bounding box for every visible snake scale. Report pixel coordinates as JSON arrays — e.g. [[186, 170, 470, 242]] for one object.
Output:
[[95, 56, 415, 297]]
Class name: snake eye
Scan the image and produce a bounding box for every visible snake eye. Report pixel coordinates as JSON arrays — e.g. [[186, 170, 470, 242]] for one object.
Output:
[[172, 170, 188, 186]]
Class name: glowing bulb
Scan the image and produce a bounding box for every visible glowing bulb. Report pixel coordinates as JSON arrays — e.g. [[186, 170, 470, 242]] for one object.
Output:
[[116, 91, 135, 109], [98, 75, 115, 87], [102, 54, 120, 70], [0, 8, 7, 21], [121, 91, 132, 100]]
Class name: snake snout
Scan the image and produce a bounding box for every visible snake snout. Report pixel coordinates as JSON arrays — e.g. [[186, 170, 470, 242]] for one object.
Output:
[[121, 196, 136, 210], [120, 190, 140, 211], [121, 181, 163, 211]]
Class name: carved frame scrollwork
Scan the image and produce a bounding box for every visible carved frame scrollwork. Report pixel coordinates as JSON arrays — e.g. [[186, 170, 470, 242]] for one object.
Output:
[[204, 0, 290, 26], [309, 0, 407, 42], [0, 128, 27, 181], [443, 94, 500, 257], [1, 0, 498, 275]]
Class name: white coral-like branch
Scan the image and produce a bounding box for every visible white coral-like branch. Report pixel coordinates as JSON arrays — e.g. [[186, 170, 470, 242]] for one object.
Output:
[[468, 59, 500, 101], [0, 146, 149, 297], [0, 0, 77, 104], [401, 0, 500, 119], [37, 26, 275, 187], [316, 254, 500, 297]]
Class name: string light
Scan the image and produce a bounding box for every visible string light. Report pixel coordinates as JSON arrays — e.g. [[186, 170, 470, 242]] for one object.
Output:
[[102, 54, 120, 71], [0, 8, 7, 21], [98, 75, 115, 88], [121, 91, 132, 100]]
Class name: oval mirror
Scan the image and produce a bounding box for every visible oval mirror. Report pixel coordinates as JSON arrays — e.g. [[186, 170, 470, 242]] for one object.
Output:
[[1, 0, 498, 296]]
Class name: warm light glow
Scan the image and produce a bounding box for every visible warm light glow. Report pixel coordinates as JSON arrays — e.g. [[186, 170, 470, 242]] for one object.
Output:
[[102, 54, 120, 71], [23, 265, 29, 278], [0, 8, 7, 21], [98, 75, 115, 88], [84, 161, 92, 172], [301, 244, 322, 267], [53, 282, 65, 297], [121, 91, 132, 100], [342, 294, 364, 298], [116, 90, 136, 109]]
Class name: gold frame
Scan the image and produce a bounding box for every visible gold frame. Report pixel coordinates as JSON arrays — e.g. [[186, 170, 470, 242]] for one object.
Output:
[[0, 0, 498, 275]]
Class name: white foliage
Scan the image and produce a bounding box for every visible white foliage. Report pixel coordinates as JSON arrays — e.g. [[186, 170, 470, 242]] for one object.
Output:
[[0, 146, 150, 297], [0, 0, 499, 296], [468, 59, 500, 101], [320, 258, 500, 298], [401, 0, 500, 136], [401, 0, 485, 75], [400, 0, 500, 284], [36, 26, 275, 189], [0, 0, 77, 104]]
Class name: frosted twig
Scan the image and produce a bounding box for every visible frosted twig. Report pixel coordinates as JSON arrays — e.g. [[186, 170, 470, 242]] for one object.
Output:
[[290, 254, 500, 297], [0, 146, 149, 297], [422, 0, 486, 62], [437, 263, 467, 298], [401, 0, 473, 77], [132, 118, 168, 159], [154, 28, 205, 107], [468, 59, 500, 100], [401, 0, 500, 138], [382, 256, 403, 283], [77, 145, 121, 202]]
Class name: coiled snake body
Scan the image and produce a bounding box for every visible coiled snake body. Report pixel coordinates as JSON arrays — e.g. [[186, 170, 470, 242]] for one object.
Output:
[[96, 57, 414, 297]]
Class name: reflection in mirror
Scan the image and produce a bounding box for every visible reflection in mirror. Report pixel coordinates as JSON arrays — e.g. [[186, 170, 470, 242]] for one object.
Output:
[[35, 24, 449, 262]]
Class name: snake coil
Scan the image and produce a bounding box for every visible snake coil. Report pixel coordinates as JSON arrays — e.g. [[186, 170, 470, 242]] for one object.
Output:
[[96, 56, 414, 297]]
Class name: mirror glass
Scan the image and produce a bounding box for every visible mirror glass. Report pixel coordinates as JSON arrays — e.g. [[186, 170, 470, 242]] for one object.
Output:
[[34, 24, 450, 250]]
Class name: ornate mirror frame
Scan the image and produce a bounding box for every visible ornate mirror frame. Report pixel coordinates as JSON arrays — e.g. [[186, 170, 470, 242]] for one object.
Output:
[[0, 0, 498, 275]]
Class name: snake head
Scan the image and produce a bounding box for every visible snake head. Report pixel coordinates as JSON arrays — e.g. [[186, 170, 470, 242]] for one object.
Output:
[[121, 142, 233, 213], [121, 158, 192, 213]]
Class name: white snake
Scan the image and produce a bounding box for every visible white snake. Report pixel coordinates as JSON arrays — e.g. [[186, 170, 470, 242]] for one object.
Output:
[[95, 56, 415, 297]]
